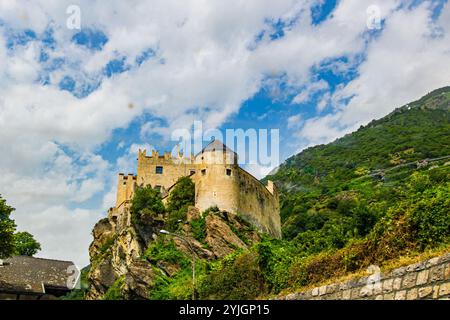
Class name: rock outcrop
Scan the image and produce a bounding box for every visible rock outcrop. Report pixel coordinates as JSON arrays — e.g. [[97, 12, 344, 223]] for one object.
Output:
[[86, 206, 260, 299]]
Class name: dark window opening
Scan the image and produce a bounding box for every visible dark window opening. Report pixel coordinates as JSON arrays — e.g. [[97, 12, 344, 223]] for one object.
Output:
[[201, 169, 206, 176], [226, 169, 232, 176], [190, 170, 196, 175], [155, 185, 161, 192], [155, 166, 163, 174]]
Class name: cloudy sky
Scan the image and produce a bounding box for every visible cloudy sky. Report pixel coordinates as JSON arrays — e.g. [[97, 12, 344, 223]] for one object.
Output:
[[0, 0, 449, 267]]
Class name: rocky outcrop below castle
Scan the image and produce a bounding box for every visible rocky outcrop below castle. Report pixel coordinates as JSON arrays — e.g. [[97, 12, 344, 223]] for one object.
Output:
[[86, 206, 261, 300]]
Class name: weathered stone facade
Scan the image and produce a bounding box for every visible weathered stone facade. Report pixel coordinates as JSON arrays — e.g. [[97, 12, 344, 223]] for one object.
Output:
[[278, 252, 450, 300], [112, 140, 281, 238]]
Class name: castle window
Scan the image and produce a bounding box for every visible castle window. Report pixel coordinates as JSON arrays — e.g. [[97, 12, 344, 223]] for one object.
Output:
[[226, 169, 232, 176], [201, 169, 206, 176], [190, 170, 196, 175], [155, 166, 163, 174], [155, 185, 162, 192]]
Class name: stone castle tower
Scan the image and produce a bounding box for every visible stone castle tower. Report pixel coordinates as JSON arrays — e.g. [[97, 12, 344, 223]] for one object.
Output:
[[112, 140, 281, 238]]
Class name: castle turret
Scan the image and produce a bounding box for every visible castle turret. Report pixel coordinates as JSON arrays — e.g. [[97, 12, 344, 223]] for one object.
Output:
[[115, 173, 137, 207], [193, 140, 240, 213]]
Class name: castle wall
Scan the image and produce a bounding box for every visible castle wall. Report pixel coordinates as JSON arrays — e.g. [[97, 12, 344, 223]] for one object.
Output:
[[235, 168, 281, 238], [193, 163, 240, 215], [137, 150, 197, 192]]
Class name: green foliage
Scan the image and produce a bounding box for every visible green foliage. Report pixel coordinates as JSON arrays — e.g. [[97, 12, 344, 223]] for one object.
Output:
[[103, 276, 125, 300], [266, 87, 450, 238], [149, 267, 194, 300], [406, 184, 450, 249], [145, 238, 190, 268], [165, 177, 195, 231], [0, 195, 16, 259], [166, 177, 195, 212], [130, 185, 165, 227], [198, 251, 268, 300], [13, 231, 41, 256], [190, 218, 207, 243], [149, 260, 211, 300], [166, 208, 188, 232], [190, 208, 214, 243]]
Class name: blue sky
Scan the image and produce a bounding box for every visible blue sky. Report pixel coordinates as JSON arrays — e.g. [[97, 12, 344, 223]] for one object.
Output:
[[0, 0, 449, 266]]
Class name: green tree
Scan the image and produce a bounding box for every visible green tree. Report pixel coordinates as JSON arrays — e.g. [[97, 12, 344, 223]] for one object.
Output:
[[13, 231, 41, 256], [166, 177, 195, 212], [130, 185, 165, 226], [165, 177, 195, 231], [0, 195, 16, 259]]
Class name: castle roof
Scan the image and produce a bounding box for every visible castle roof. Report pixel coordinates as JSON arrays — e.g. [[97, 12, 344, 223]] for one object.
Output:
[[196, 139, 236, 156]]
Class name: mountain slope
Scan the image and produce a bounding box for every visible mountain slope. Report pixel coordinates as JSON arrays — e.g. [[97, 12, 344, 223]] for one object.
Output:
[[265, 86, 450, 239]]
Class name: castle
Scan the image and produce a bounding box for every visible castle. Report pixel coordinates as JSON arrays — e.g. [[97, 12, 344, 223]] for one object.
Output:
[[111, 140, 281, 238]]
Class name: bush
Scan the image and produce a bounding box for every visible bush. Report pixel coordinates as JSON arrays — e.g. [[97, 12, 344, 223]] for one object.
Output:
[[198, 251, 268, 300], [407, 185, 450, 248], [130, 185, 165, 227], [166, 177, 195, 212], [190, 218, 206, 243], [145, 239, 190, 267], [165, 177, 195, 231], [103, 276, 125, 300], [166, 208, 188, 232]]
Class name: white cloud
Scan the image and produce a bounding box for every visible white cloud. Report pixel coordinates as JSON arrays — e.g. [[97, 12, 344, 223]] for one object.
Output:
[[297, 1, 450, 146], [293, 80, 329, 104], [287, 114, 303, 129]]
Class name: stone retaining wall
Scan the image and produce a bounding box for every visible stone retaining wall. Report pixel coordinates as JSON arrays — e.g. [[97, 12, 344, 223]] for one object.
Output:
[[280, 252, 450, 300]]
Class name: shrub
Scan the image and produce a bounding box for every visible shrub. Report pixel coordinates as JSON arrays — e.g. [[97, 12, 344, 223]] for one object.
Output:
[[103, 276, 125, 300], [131, 185, 165, 227], [166, 177, 195, 212], [145, 238, 190, 268], [166, 208, 188, 232], [407, 185, 450, 248], [190, 218, 206, 243], [198, 251, 268, 300]]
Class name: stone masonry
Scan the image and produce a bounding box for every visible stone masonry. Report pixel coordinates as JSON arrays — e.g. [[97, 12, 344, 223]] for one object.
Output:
[[279, 252, 450, 300]]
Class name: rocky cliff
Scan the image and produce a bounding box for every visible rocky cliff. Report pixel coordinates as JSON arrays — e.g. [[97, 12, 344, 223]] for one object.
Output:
[[86, 206, 261, 300]]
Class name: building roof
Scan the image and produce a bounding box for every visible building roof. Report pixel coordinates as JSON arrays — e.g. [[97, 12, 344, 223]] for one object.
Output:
[[0, 256, 76, 295], [196, 139, 237, 156]]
